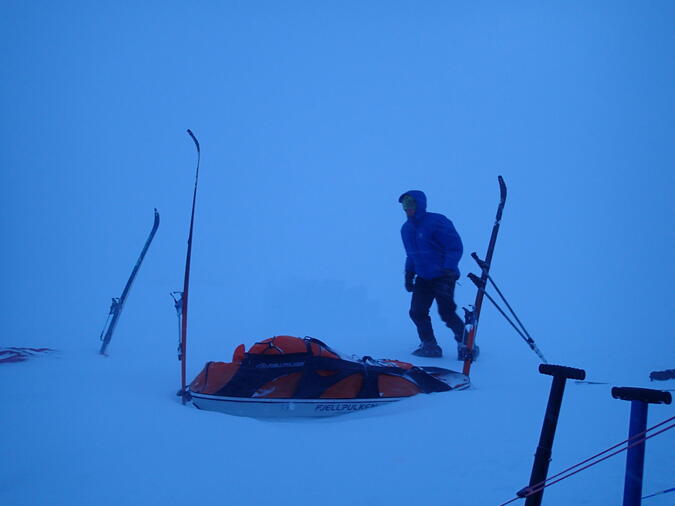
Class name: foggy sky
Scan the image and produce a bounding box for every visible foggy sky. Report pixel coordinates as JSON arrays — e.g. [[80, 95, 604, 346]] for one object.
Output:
[[2, 1, 673, 376]]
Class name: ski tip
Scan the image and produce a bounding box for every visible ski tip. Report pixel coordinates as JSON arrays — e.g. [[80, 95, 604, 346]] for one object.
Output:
[[186, 129, 200, 151], [497, 175, 507, 197]]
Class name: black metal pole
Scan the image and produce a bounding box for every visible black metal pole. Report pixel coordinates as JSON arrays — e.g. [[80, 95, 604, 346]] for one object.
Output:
[[521, 364, 586, 506], [625, 400, 648, 506]]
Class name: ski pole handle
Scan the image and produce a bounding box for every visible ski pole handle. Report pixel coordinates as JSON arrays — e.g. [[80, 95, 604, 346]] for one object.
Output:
[[471, 252, 488, 271], [468, 272, 486, 290]]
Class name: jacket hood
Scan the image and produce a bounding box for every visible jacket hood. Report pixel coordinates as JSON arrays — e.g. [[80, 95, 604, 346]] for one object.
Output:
[[399, 190, 427, 218]]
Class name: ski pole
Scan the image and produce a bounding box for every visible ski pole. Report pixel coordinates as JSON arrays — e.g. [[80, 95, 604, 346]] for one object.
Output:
[[467, 273, 547, 363], [519, 364, 586, 506], [471, 252, 538, 348], [611, 387, 672, 506]]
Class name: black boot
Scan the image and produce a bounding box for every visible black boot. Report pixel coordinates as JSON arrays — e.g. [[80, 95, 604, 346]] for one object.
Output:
[[412, 342, 443, 358]]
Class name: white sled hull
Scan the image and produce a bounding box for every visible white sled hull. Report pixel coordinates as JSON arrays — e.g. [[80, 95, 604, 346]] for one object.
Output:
[[188, 392, 406, 418]]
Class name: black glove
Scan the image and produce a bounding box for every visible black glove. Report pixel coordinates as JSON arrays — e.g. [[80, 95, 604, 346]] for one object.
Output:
[[405, 271, 415, 292]]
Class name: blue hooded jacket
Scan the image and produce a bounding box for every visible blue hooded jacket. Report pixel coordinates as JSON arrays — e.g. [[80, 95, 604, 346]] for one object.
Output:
[[399, 190, 463, 279]]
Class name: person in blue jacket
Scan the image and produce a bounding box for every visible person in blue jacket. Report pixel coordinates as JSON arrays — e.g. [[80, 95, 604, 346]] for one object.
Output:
[[399, 190, 464, 358]]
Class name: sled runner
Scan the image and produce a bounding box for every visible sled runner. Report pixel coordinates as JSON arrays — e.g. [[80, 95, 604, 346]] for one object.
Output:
[[187, 336, 469, 418]]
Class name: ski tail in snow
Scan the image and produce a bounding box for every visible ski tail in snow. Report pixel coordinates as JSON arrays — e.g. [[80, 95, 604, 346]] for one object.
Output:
[[99, 209, 160, 355], [460, 176, 507, 376], [177, 129, 201, 404]]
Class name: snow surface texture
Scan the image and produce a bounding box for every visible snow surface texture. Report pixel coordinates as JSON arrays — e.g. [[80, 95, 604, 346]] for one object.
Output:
[[1, 2, 673, 505]]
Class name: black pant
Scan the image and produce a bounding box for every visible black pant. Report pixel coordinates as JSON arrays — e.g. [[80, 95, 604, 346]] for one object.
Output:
[[409, 276, 464, 345]]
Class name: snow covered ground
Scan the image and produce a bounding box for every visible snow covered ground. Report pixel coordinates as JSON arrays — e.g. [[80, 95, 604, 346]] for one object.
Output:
[[2, 2, 673, 505], [2, 317, 673, 505]]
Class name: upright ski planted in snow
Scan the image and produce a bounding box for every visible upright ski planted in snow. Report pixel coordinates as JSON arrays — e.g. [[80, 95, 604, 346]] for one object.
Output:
[[177, 129, 201, 404], [460, 176, 507, 376], [99, 209, 160, 355]]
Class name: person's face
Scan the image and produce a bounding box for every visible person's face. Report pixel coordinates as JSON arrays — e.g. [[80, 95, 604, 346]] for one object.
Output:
[[401, 195, 416, 217]]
